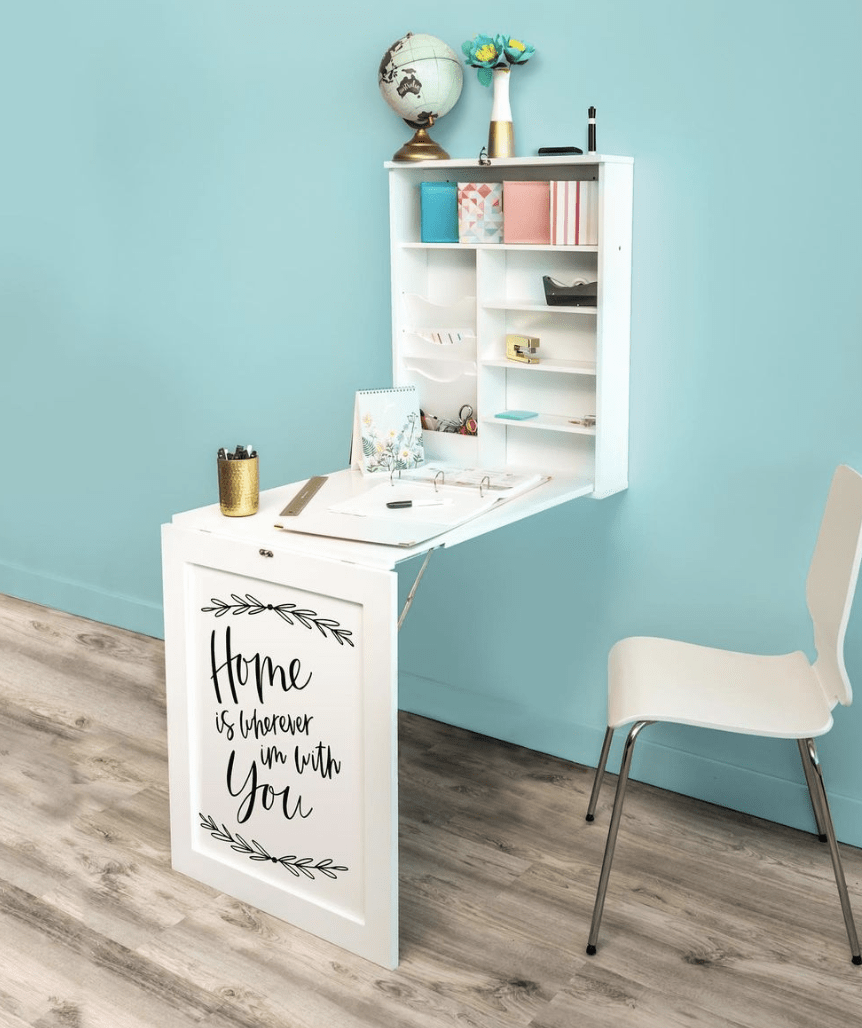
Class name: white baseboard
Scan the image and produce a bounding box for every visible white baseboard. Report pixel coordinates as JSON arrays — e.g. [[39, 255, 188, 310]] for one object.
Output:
[[0, 561, 163, 639], [398, 670, 862, 849]]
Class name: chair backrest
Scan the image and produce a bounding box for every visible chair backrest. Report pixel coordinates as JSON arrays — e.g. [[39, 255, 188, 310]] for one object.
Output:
[[807, 464, 862, 707]]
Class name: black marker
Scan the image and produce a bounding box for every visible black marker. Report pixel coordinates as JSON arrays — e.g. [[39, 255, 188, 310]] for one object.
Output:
[[588, 106, 596, 153], [386, 499, 447, 509]]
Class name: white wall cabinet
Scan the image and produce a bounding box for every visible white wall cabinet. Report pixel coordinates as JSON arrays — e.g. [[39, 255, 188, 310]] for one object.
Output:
[[160, 155, 634, 971], [386, 155, 633, 498]]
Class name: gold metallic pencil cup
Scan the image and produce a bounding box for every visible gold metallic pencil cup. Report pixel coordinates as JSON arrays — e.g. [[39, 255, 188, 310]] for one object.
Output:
[[217, 456, 259, 516]]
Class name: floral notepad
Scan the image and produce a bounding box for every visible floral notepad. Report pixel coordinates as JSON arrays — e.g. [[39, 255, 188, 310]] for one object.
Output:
[[352, 386, 425, 475]]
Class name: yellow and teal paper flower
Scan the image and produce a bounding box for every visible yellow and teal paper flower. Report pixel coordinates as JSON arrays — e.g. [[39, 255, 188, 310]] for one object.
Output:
[[502, 37, 535, 65], [462, 33, 534, 85], [461, 34, 503, 85]]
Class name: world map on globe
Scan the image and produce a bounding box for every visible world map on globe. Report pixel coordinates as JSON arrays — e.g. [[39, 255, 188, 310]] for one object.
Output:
[[378, 33, 463, 130]]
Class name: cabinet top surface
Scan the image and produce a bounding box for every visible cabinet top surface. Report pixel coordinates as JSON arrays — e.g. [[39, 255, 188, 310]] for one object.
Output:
[[384, 154, 632, 171]]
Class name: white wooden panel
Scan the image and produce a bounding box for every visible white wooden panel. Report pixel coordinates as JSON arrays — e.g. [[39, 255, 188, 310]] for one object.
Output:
[[594, 160, 633, 497], [505, 425, 596, 478], [162, 525, 399, 968]]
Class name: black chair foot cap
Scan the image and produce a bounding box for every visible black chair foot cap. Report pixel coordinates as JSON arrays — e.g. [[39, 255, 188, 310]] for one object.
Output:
[[585, 814, 594, 822], [819, 833, 828, 843], [586, 944, 597, 956], [852, 954, 861, 965]]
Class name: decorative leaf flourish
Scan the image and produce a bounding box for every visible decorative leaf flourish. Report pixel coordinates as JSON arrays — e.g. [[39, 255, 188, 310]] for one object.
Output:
[[201, 594, 354, 647], [199, 814, 348, 880]]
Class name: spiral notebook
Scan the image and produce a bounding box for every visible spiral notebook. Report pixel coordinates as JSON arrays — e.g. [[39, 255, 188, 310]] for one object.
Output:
[[351, 386, 425, 476]]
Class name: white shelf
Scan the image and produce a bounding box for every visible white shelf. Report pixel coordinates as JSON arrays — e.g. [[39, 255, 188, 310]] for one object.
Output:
[[384, 154, 633, 169], [482, 301, 598, 315], [484, 413, 597, 436], [399, 242, 599, 253], [481, 358, 597, 376]]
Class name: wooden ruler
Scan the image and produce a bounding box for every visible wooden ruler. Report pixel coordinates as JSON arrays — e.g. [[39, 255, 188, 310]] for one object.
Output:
[[279, 475, 328, 517]]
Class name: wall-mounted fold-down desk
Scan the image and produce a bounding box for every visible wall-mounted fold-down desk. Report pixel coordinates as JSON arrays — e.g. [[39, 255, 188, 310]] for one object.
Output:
[[162, 467, 601, 968], [162, 154, 633, 968]]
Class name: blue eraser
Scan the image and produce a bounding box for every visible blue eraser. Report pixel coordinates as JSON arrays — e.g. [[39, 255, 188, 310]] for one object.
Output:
[[495, 410, 539, 420]]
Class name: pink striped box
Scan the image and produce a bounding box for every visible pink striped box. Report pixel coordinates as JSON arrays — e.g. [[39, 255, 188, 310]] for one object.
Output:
[[550, 180, 598, 245]]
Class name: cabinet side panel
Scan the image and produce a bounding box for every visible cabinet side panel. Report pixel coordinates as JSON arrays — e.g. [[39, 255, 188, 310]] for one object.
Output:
[[594, 162, 633, 497]]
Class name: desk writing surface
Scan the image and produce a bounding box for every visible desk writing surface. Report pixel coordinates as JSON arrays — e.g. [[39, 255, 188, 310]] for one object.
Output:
[[171, 467, 594, 568]]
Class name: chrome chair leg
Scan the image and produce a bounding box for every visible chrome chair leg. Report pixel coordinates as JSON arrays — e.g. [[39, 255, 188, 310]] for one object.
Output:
[[586, 720, 653, 955], [586, 726, 614, 822], [800, 738, 862, 964], [797, 738, 828, 842]]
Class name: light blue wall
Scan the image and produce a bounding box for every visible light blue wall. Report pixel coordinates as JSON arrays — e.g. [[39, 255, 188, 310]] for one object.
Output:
[[3, 2, 862, 843]]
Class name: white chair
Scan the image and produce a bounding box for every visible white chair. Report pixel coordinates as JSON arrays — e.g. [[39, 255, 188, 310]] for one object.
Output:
[[585, 464, 862, 965]]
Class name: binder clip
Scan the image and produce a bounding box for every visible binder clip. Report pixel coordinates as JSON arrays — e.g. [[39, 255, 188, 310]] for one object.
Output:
[[506, 334, 540, 364], [456, 404, 478, 435]]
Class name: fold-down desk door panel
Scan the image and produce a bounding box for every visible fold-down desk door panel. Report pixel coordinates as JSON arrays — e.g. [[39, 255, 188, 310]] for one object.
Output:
[[161, 525, 399, 968]]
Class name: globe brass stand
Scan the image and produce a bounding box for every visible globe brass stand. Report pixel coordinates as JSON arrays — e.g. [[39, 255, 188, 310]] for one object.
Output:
[[392, 117, 449, 162]]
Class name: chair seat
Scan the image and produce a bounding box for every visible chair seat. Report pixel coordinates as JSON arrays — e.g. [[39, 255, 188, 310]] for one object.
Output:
[[608, 636, 834, 738]]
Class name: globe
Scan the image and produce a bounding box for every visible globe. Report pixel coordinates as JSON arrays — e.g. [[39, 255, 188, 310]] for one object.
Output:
[[378, 33, 463, 161]]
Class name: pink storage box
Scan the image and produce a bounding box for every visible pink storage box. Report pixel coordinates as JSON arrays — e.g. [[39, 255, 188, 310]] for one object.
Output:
[[503, 181, 551, 244]]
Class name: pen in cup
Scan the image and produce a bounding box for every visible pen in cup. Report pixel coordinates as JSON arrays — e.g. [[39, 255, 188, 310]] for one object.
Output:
[[218, 445, 257, 460], [217, 444, 259, 516]]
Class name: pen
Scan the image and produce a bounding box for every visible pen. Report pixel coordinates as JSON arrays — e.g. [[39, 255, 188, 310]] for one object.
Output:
[[386, 499, 448, 509], [221, 444, 256, 459]]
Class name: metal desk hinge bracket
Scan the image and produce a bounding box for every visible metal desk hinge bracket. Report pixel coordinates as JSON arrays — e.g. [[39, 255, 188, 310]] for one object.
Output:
[[398, 548, 436, 631]]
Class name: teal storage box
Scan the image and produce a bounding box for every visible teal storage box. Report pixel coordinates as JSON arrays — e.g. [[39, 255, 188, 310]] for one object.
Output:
[[420, 181, 458, 242]]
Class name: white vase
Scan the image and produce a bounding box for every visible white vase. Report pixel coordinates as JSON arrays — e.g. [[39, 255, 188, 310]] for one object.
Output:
[[488, 67, 514, 157]]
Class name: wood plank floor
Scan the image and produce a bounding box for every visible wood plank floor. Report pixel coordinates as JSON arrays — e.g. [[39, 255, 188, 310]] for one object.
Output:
[[1, 593, 860, 1027]]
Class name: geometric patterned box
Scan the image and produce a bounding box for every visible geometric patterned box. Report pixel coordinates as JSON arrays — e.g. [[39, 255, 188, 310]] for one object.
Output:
[[457, 182, 503, 243]]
